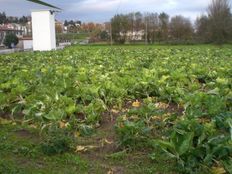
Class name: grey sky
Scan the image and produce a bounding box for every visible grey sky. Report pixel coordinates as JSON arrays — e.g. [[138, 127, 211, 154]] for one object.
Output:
[[0, 0, 231, 22]]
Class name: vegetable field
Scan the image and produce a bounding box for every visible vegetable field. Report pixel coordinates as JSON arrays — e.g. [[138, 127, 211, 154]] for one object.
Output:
[[0, 45, 232, 173]]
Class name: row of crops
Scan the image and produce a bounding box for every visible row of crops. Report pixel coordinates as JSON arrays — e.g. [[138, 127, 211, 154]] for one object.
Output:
[[0, 46, 231, 173]]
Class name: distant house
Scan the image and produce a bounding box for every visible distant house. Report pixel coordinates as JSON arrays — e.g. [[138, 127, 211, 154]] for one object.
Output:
[[0, 22, 32, 46], [118, 30, 145, 41], [63, 21, 82, 33], [0, 26, 23, 46], [6, 23, 32, 36], [126, 30, 145, 41]]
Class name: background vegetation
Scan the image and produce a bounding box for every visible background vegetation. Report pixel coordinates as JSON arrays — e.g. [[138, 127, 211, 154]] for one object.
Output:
[[110, 0, 232, 44]]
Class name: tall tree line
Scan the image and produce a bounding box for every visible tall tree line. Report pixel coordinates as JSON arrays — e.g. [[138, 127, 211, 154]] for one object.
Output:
[[111, 0, 232, 44], [196, 0, 232, 44], [0, 12, 29, 25]]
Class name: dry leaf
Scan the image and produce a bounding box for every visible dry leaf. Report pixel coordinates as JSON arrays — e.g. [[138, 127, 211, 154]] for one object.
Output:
[[74, 131, 80, 138], [59, 121, 69, 129], [29, 124, 37, 129], [75, 145, 98, 153], [59, 121, 66, 129], [212, 166, 226, 174], [122, 115, 127, 121], [95, 122, 101, 128], [151, 116, 162, 121], [86, 145, 98, 149], [121, 108, 129, 112], [107, 170, 113, 174], [163, 113, 171, 117], [0, 118, 12, 125], [75, 146, 86, 152], [130, 115, 139, 120], [155, 102, 169, 109], [105, 139, 113, 144], [111, 109, 119, 114], [132, 100, 141, 108]]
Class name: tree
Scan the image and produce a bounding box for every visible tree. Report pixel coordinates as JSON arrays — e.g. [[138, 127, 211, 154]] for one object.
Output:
[[111, 14, 129, 44], [159, 12, 169, 42], [19, 16, 28, 24], [87, 22, 95, 32], [134, 12, 143, 32], [0, 12, 7, 24], [144, 13, 160, 44], [169, 15, 194, 42], [3, 33, 19, 48], [64, 20, 68, 26], [124, 12, 143, 42], [195, 15, 211, 43], [68, 25, 78, 33], [55, 23, 63, 33], [99, 31, 109, 40], [126, 13, 135, 41], [207, 0, 232, 44]]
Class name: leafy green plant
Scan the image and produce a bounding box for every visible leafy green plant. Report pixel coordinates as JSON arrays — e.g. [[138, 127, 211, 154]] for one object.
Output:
[[154, 118, 232, 173], [115, 119, 151, 148], [41, 126, 73, 155], [184, 92, 227, 118], [3, 33, 19, 49], [115, 103, 164, 148]]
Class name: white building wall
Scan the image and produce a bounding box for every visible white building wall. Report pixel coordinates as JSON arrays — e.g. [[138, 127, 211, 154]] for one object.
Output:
[[31, 10, 56, 51], [23, 40, 33, 50], [50, 12, 56, 49]]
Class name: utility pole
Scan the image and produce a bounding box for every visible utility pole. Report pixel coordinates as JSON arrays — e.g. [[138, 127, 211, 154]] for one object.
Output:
[[133, 12, 135, 42], [145, 18, 148, 45]]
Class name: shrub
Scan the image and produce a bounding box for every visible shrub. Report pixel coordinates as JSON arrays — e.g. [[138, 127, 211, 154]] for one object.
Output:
[[3, 33, 19, 48], [41, 127, 73, 155]]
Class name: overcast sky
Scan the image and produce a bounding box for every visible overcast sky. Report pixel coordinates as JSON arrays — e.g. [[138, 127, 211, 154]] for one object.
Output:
[[0, 0, 232, 22]]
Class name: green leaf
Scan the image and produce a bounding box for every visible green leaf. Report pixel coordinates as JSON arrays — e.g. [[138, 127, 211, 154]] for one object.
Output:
[[154, 140, 177, 158], [222, 158, 232, 174], [227, 119, 232, 141], [65, 105, 77, 115], [175, 132, 194, 156], [44, 109, 65, 120]]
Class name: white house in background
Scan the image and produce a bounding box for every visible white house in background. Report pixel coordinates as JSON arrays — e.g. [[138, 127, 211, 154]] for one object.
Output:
[[0, 23, 32, 36], [126, 30, 145, 41], [31, 9, 57, 51], [0, 22, 32, 47]]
